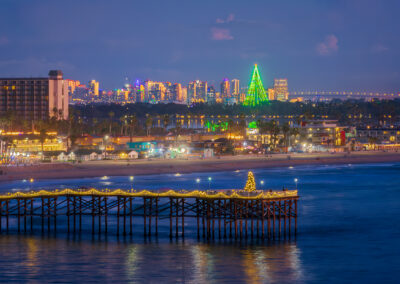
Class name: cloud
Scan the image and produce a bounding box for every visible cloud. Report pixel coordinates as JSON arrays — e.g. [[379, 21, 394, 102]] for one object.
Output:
[[0, 36, 9, 46], [211, 28, 234, 41], [216, 13, 235, 24], [316, 35, 338, 56], [371, 44, 389, 53]]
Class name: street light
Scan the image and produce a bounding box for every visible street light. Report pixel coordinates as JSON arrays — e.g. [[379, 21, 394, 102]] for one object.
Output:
[[196, 178, 201, 190], [103, 135, 109, 158], [129, 176, 134, 191], [208, 177, 212, 189], [260, 180, 265, 189], [294, 178, 298, 189]]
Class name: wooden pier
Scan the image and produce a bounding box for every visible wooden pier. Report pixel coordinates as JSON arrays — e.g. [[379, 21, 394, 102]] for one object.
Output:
[[0, 189, 297, 239], [0, 173, 299, 240]]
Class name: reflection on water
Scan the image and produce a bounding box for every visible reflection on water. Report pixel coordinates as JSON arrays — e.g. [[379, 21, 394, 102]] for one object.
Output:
[[0, 235, 302, 283], [1, 163, 400, 282]]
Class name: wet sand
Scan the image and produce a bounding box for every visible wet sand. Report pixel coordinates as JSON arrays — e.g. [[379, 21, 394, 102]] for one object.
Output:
[[1, 151, 400, 182]]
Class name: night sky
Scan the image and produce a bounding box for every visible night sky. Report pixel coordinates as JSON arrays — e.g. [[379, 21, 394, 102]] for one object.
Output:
[[0, 0, 399, 92]]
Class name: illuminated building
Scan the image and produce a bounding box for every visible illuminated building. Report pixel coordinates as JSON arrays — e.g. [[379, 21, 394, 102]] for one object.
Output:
[[89, 80, 99, 97], [357, 127, 400, 144], [220, 78, 230, 100], [181, 86, 187, 103], [171, 83, 182, 102], [243, 64, 268, 106], [188, 80, 207, 103], [300, 120, 346, 146], [273, 79, 289, 101], [0, 70, 69, 120], [144, 80, 166, 103], [207, 86, 216, 103], [12, 136, 67, 152], [231, 79, 240, 98], [267, 88, 275, 100], [239, 92, 246, 103], [66, 79, 80, 96]]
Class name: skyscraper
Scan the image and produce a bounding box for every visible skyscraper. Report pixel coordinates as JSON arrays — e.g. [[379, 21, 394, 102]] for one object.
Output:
[[220, 78, 230, 100], [196, 81, 207, 102], [273, 79, 289, 101], [181, 86, 187, 104], [188, 80, 207, 103], [171, 83, 182, 102], [89, 80, 99, 97], [187, 81, 196, 104], [207, 86, 216, 103], [144, 80, 166, 103], [231, 79, 240, 97]]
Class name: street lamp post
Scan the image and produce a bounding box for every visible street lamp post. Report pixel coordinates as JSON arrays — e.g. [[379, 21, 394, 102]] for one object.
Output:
[[196, 178, 200, 190], [294, 178, 298, 189], [103, 135, 109, 158], [260, 180, 265, 190], [129, 176, 134, 191], [208, 177, 212, 190]]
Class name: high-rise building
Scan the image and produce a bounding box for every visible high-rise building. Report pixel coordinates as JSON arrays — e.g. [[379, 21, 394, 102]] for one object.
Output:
[[66, 79, 80, 96], [188, 80, 207, 103], [171, 83, 182, 102], [273, 79, 289, 101], [207, 86, 216, 103], [231, 79, 240, 97], [181, 87, 187, 104], [196, 81, 207, 102], [144, 80, 166, 103], [220, 78, 230, 100], [187, 81, 196, 104], [89, 80, 99, 97], [268, 88, 276, 101], [0, 70, 69, 120]]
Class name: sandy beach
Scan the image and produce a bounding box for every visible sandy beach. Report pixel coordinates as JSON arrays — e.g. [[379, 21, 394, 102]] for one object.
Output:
[[1, 151, 400, 182]]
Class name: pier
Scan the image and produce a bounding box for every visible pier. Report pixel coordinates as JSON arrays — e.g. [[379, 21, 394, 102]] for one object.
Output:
[[0, 173, 299, 240]]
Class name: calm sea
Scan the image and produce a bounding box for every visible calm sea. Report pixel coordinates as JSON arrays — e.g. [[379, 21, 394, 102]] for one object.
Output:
[[0, 163, 399, 283]]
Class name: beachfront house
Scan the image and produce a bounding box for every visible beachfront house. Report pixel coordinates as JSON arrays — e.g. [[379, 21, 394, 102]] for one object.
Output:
[[127, 150, 139, 159], [89, 152, 101, 160], [67, 152, 76, 161], [57, 152, 68, 162]]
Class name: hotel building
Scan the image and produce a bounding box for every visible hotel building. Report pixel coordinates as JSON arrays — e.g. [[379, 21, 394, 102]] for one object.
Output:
[[0, 70, 69, 120]]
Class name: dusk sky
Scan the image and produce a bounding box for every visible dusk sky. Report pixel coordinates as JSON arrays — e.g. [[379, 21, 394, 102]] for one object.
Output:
[[0, 0, 399, 92]]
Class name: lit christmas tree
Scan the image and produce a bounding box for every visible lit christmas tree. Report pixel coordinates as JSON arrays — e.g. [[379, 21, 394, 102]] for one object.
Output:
[[244, 171, 256, 192], [243, 64, 268, 106]]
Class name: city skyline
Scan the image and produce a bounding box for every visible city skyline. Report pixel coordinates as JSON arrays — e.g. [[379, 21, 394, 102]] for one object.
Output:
[[0, 0, 399, 92]]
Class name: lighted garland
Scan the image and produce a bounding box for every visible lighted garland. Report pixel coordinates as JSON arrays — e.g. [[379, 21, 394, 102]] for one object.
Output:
[[0, 187, 297, 200]]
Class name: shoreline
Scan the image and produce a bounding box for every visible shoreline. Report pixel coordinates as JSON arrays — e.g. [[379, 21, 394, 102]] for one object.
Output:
[[1, 151, 400, 183]]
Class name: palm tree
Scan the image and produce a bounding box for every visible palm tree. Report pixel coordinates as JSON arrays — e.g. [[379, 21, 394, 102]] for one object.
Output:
[[163, 114, 170, 133], [289, 127, 300, 147], [281, 122, 290, 149], [128, 115, 137, 142], [108, 111, 115, 135], [39, 128, 47, 158], [145, 114, 153, 136]]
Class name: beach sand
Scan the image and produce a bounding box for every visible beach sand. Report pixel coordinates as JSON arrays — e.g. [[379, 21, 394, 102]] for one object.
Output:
[[1, 151, 400, 182]]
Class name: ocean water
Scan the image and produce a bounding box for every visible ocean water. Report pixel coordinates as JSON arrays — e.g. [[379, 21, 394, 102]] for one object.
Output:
[[0, 163, 399, 283]]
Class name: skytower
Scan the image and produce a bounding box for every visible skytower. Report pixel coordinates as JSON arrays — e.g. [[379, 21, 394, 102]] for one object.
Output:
[[243, 64, 268, 106]]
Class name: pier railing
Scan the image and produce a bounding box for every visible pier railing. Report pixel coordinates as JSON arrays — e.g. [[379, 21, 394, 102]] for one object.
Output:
[[0, 188, 298, 200]]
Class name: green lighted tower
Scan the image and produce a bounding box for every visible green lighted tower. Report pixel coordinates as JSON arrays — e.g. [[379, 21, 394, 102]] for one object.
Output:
[[243, 64, 268, 106]]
